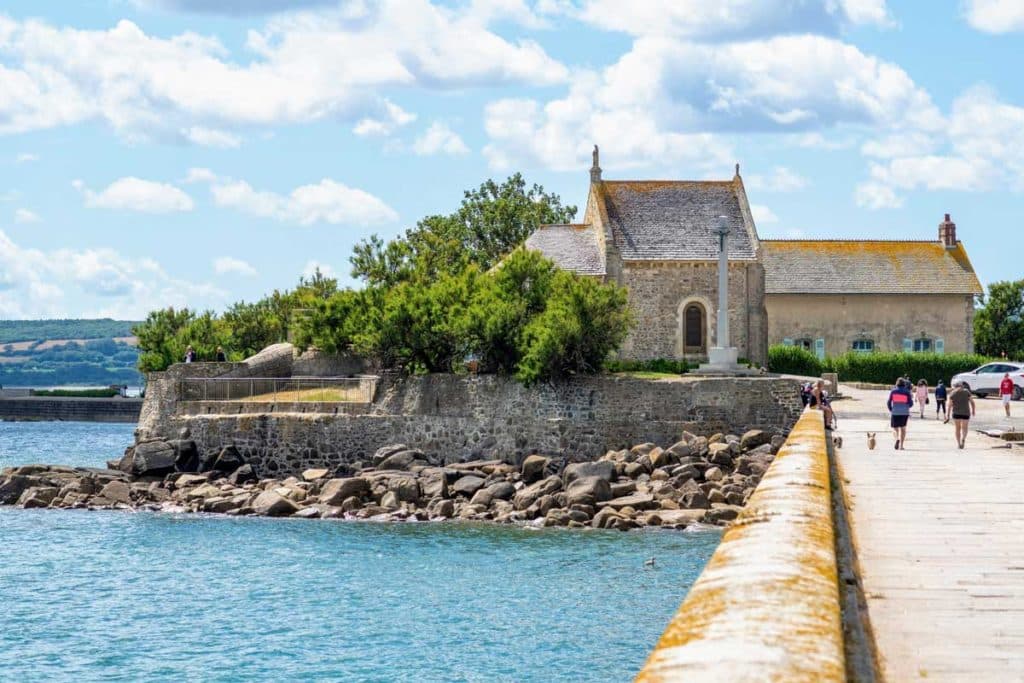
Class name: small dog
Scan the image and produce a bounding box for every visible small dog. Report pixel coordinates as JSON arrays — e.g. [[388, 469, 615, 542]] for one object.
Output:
[[867, 433, 876, 450], [833, 435, 843, 449]]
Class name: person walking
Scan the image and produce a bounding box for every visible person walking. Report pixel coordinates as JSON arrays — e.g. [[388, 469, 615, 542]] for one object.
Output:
[[887, 378, 914, 450], [1000, 372, 1014, 418], [915, 379, 929, 419], [935, 380, 948, 423], [948, 380, 976, 449]]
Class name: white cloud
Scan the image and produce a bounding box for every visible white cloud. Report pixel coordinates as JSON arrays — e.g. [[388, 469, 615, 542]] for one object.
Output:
[[352, 101, 417, 137], [0, 6, 567, 142], [746, 166, 808, 192], [302, 260, 336, 279], [545, 0, 894, 38], [833, 0, 896, 28], [15, 152, 38, 163], [75, 177, 195, 213], [13, 208, 41, 224], [963, 0, 1024, 33], [183, 167, 218, 184], [213, 256, 258, 276], [854, 181, 904, 209], [193, 171, 398, 226], [483, 34, 938, 171], [0, 229, 224, 318], [181, 126, 242, 148], [750, 204, 779, 224], [853, 86, 1024, 201], [132, 0, 335, 14], [413, 122, 470, 156]]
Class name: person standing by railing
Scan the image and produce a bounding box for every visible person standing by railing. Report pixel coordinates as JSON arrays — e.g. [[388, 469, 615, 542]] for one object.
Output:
[[184, 345, 195, 363]]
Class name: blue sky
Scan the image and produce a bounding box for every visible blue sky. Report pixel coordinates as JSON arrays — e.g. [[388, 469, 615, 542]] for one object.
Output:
[[1, 0, 1022, 318]]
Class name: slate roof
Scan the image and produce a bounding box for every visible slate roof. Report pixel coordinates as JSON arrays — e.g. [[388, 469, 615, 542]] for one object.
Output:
[[524, 224, 605, 276], [762, 240, 983, 295], [600, 181, 758, 261]]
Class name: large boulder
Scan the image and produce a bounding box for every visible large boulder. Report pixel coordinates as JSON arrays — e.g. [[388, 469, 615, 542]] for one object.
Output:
[[387, 476, 420, 503], [372, 444, 412, 467], [131, 440, 176, 476], [485, 481, 515, 501], [169, 439, 199, 473], [420, 472, 448, 500], [320, 477, 370, 506], [18, 486, 58, 509], [740, 429, 771, 451], [0, 475, 31, 505], [513, 475, 562, 510], [251, 490, 298, 517], [450, 475, 486, 498], [97, 480, 133, 506], [227, 464, 259, 486], [562, 461, 615, 487], [378, 448, 426, 471], [565, 476, 612, 506], [211, 446, 245, 473], [520, 455, 549, 484], [601, 493, 657, 511]]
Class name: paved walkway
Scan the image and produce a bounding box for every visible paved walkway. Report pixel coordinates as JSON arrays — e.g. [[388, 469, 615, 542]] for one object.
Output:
[[835, 387, 1024, 681]]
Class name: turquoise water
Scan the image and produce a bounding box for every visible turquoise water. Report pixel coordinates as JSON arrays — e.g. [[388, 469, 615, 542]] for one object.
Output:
[[0, 421, 721, 682]]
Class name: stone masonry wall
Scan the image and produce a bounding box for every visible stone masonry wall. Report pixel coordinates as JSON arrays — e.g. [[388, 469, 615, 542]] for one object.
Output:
[[618, 261, 768, 365], [0, 397, 142, 423], [161, 374, 802, 477]]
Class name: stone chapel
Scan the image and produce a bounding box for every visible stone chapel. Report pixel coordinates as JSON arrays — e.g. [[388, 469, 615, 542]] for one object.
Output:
[[525, 147, 983, 366]]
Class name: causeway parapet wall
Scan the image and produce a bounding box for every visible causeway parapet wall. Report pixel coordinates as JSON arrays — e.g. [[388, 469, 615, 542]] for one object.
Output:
[[0, 397, 142, 423], [635, 408, 844, 681]]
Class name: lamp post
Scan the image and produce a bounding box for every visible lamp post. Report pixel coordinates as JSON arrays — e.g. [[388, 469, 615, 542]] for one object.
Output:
[[714, 215, 730, 349]]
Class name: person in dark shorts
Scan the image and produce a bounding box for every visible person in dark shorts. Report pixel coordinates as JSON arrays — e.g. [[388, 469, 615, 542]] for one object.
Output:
[[934, 380, 948, 422], [948, 381, 976, 449], [887, 378, 914, 449]]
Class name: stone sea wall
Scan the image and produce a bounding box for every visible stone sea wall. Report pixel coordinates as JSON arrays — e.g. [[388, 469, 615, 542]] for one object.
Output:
[[0, 397, 142, 423], [150, 373, 802, 478]]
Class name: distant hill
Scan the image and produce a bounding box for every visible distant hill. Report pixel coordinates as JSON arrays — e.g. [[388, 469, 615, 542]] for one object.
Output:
[[0, 320, 142, 387], [0, 319, 138, 344]]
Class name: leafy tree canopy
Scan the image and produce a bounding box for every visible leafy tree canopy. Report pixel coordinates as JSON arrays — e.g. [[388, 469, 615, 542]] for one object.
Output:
[[974, 279, 1024, 359]]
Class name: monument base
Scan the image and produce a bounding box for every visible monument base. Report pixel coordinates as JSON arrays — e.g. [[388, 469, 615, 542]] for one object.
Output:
[[694, 347, 760, 376]]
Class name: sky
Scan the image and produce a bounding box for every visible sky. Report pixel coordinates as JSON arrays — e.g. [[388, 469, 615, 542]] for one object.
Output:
[[1, 0, 1022, 319]]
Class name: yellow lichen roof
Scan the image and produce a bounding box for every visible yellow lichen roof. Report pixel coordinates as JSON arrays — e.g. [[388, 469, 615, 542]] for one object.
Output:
[[762, 239, 983, 295]]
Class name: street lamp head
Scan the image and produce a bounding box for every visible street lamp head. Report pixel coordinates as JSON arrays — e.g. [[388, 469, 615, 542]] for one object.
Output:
[[714, 215, 730, 236]]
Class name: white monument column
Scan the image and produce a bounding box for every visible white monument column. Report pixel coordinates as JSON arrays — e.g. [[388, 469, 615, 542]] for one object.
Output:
[[701, 215, 740, 371], [715, 215, 730, 348]]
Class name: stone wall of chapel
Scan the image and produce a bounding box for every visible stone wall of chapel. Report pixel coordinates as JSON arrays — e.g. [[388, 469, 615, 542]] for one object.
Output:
[[618, 261, 762, 363], [765, 293, 977, 356]]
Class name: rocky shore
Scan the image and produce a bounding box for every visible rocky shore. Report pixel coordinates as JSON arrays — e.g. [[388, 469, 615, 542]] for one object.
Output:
[[0, 429, 785, 530]]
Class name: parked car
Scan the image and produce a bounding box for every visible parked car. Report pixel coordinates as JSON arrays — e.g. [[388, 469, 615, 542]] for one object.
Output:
[[952, 362, 1024, 399]]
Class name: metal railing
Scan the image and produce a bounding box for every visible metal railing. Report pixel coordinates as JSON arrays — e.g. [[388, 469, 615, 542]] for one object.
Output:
[[179, 376, 377, 403]]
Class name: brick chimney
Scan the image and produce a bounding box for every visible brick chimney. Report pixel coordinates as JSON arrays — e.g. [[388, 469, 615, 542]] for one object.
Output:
[[938, 213, 957, 248], [590, 144, 602, 183]]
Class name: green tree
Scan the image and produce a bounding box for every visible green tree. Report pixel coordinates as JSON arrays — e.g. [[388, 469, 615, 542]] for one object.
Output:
[[133, 308, 195, 372], [974, 279, 1024, 359], [351, 174, 576, 286], [516, 271, 632, 385]]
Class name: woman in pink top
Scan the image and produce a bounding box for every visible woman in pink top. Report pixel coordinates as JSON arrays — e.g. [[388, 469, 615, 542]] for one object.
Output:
[[916, 379, 929, 419]]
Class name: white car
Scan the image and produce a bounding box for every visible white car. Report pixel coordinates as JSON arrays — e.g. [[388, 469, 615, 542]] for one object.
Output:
[[952, 362, 1024, 400]]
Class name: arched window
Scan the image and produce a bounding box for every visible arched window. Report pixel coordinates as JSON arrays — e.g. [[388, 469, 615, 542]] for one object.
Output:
[[683, 304, 706, 353]]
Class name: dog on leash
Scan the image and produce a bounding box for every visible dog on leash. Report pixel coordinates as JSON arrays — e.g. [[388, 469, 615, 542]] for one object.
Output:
[[832, 435, 843, 448], [867, 432, 876, 450]]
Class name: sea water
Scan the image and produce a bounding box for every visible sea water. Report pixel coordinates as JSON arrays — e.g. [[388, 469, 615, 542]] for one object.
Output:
[[0, 421, 720, 683]]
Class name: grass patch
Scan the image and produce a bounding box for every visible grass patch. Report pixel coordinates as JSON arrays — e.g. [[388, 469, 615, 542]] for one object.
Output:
[[241, 387, 367, 403]]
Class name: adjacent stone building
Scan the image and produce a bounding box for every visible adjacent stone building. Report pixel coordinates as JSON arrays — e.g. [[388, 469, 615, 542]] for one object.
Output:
[[526, 149, 983, 363], [763, 215, 983, 357]]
